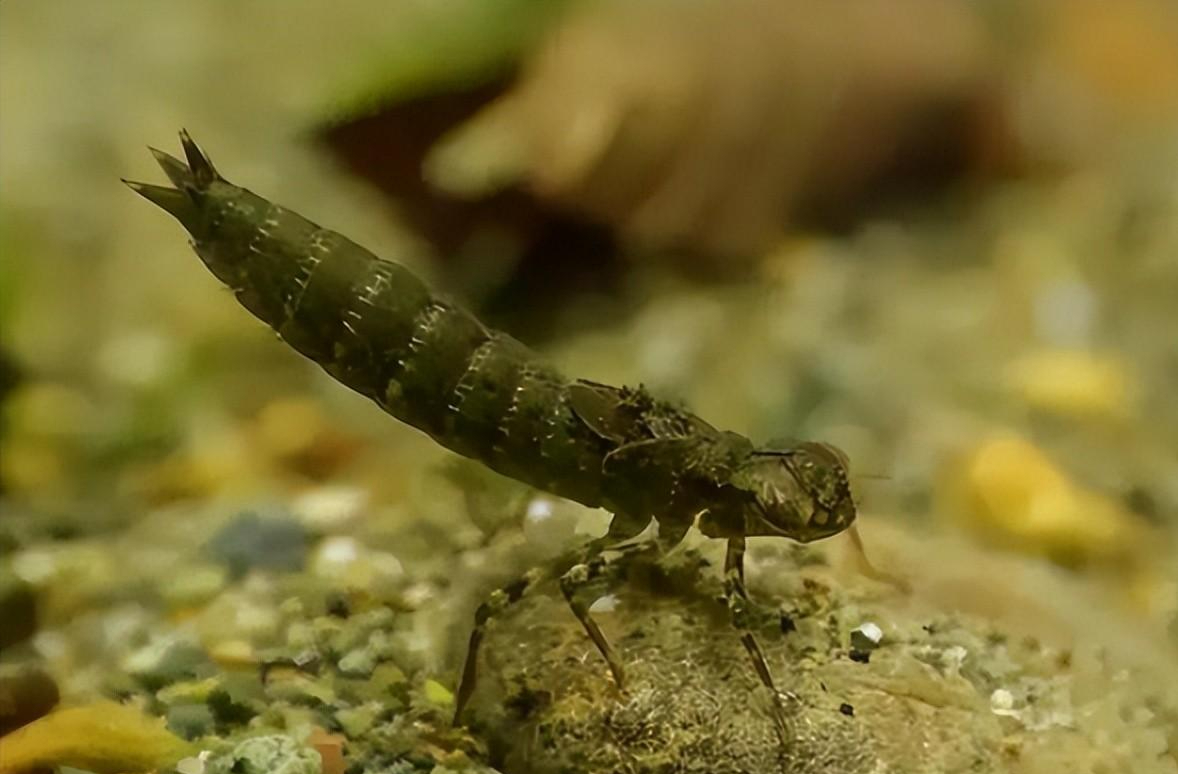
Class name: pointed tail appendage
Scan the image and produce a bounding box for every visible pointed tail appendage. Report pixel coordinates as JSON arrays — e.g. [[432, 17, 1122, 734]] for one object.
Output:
[[121, 129, 222, 234]]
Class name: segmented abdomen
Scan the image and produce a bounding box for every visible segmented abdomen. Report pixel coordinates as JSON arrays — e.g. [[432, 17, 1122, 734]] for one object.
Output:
[[200, 186, 610, 507]]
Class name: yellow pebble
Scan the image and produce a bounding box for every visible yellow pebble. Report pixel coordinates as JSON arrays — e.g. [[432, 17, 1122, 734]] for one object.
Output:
[[1006, 349, 1134, 419], [157, 676, 222, 705], [209, 639, 256, 668], [253, 396, 326, 458], [947, 434, 1142, 567], [0, 701, 191, 773], [423, 678, 455, 707]]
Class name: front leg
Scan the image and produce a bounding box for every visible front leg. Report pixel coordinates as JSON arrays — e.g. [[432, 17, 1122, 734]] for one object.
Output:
[[724, 536, 791, 741]]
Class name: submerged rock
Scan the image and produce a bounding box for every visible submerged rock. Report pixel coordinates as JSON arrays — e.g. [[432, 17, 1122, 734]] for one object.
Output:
[[461, 529, 1178, 774]]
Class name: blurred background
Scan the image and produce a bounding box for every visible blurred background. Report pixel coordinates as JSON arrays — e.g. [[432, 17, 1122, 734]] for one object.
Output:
[[2, 1, 1177, 770]]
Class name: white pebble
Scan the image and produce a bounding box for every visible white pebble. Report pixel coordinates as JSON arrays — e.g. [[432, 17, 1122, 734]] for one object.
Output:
[[175, 751, 210, 774], [990, 688, 1017, 716], [859, 622, 882, 642], [291, 486, 368, 530], [317, 536, 360, 568]]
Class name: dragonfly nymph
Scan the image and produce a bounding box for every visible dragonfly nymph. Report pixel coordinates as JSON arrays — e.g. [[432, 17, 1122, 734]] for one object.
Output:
[[126, 131, 871, 731]]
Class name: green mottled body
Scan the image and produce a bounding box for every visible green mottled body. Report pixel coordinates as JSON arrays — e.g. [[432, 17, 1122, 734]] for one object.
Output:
[[224, 181, 751, 522], [202, 183, 617, 509], [125, 135, 782, 542]]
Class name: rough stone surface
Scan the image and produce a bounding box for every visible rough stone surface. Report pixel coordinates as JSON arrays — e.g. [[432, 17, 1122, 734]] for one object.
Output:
[[464, 530, 1178, 774]]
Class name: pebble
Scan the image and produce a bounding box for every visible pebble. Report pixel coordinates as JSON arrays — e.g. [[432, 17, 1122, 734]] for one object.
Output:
[[209, 639, 256, 668], [96, 329, 177, 387], [0, 665, 59, 736], [940, 645, 969, 676], [308, 727, 347, 774], [336, 648, 376, 677], [310, 536, 404, 595], [311, 536, 360, 575], [205, 734, 322, 774], [324, 607, 396, 655], [334, 703, 379, 737], [263, 671, 336, 707], [160, 564, 230, 610], [990, 688, 1018, 717], [2, 381, 95, 442], [948, 434, 1144, 566], [157, 676, 222, 705], [207, 675, 265, 725], [1006, 349, 1134, 419], [176, 751, 211, 774], [206, 511, 309, 578], [423, 679, 454, 707], [199, 589, 282, 645], [174, 753, 212, 772], [0, 701, 191, 772], [290, 485, 368, 531], [122, 635, 212, 690], [850, 622, 883, 652], [167, 703, 216, 740], [253, 399, 327, 459]]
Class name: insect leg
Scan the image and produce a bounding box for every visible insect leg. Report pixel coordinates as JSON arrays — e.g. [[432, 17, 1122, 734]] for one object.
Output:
[[453, 565, 545, 724], [723, 535, 792, 742], [453, 513, 649, 725], [558, 535, 660, 693]]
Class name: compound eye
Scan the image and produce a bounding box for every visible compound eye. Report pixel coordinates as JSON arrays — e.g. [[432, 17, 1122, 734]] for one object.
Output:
[[803, 441, 850, 471], [827, 443, 850, 469]]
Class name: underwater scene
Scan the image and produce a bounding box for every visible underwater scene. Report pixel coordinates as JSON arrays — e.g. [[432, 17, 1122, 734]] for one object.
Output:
[[2, 2, 1177, 772]]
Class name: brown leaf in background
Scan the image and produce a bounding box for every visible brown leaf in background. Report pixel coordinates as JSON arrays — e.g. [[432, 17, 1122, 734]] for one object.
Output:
[[427, 0, 1001, 262], [323, 0, 1012, 337]]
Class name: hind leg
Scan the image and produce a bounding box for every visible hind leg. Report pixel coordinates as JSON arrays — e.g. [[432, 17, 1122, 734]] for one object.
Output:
[[556, 515, 690, 691], [453, 565, 546, 723], [557, 538, 659, 690], [453, 512, 648, 724]]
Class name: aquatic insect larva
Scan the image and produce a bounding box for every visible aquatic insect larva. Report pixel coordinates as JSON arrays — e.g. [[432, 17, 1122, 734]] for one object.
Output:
[[126, 131, 865, 731]]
